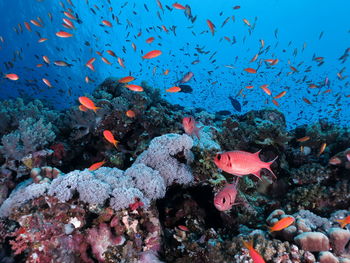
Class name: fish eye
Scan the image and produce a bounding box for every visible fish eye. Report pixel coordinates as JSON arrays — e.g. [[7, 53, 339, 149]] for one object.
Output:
[[217, 154, 221, 160]]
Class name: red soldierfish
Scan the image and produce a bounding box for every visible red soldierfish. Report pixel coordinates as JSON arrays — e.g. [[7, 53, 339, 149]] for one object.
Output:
[[182, 116, 202, 140], [214, 150, 277, 180], [213, 179, 239, 211]]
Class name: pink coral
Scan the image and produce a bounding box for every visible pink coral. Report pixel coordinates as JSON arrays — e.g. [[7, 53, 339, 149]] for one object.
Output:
[[87, 223, 125, 262]]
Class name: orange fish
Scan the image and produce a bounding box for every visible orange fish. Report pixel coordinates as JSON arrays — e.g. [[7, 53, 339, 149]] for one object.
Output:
[[78, 97, 100, 112], [118, 76, 135, 83], [36, 64, 44, 67], [250, 54, 258, 62], [318, 143, 327, 156], [30, 19, 42, 27], [272, 99, 279, 107], [336, 215, 350, 228], [117, 57, 126, 68], [43, 55, 50, 64], [243, 18, 251, 27], [42, 78, 52, 88], [243, 240, 266, 263], [303, 97, 312, 104], [101, 57, 112, 65], [103, 130, 118, 147], [206, 19, 215, 35], [106, 50, 116, 57], [102, 20, 112, 27], [4, 74, 19, 81], [161, 25, 168, 32], [63, 18, 75, 29], [290, 66, 298, 72], [260, 84, 271, 95], [166, 86, 181, 93], [132, 42, 137, 51], [88, 161, 106, 171], [173, 3, 186, 9], [146, 37, 155, 44], [125, 84, 143, 92], [297, 136, 310, 142], [64, 11, 76, 20], [164, 69, 169, 75], [38, 38, 48, 43], [269, 216, 295, 232], [126, 110, 136, 118], [244, 68, 256, 74], [245, 85, 254, 89], [260, 39, 265, 48], [24, 22, 32, 32], [56, 31, 73, 38], [273, 91, 287, 99], [142, 50, 162, 59]]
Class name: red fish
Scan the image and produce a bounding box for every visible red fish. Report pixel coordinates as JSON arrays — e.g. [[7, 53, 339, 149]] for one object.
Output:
[[173, 3, 186, 10], [336, 215, 350, 228], [243, 240, 266, 263], [213, 179, 239, 211], [269, 216, 295, 232], [88, 161, 106, 171], [56, 31, 73, 38], [142, 50, 162, 59], [103, 130, 118, 147], [182, 116, 202, 140], [207, 19, 215, 35], [214, 150, 277, 179], [4, 74, 19, 81], [102, 20, 112, 27], [166, 86, 181, 93], [78, 97, 100, 112]]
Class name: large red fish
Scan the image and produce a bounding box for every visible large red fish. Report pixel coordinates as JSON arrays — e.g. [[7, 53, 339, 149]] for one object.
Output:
[[214, 150, 277, 179], [213, 179, 239, 211]]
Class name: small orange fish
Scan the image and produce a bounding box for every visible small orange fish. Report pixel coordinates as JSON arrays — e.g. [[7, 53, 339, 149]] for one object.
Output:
[[43, 55, 50, 64], [103, 130, 118, 147], [142, 50, 162, 59], [250, 54, 258, 62], [318, 143, 327, 156], [42, 78, 52, 88], [101, 57, 112, 65], [243, 240, 265, 263], [106, 50, 116, 57], [244, 68, 256, 74], [102, 20, 112, 27], [164, 69, 169, 75], [290, 66, 298, 72], [269, 216, 295, 232], [64, 11, 76, 20], [146, 37, 155, 44], [272, 99, 279, 107], [118, 76, 135, 83], [245, 85, 254, 89], [273, 91, 287, 99], [24, 22, 32, 31], [36, 64, 44, 67], [166, 86, 181, 93], [30, 19, 42, 27], [38, 38, 48, 43], [78, 97, 101, 112], [117, 57, 126, 68], [161, 25, 168, 32], [302, 97, 312, 104], [309, 84, 318, 88], [336, 215, 350, 228], [125, 84, 143, 92], [63, 18, 75, 29], [173, 3, 186, 10], [126, 110, 136, 118], [206, 19, 215, 35], [88, 161, 106, 171], [260, 84, 271, 96], [243, 18, 251, 27], [260, 39, 265, 48], [296, 136, 310, 142], [132, 42, 137, 51], [4, 74, 19, 81], [56, 31, 73, 38]]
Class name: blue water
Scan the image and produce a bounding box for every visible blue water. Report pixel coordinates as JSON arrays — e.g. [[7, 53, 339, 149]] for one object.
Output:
[[0, 0, 349, 128]]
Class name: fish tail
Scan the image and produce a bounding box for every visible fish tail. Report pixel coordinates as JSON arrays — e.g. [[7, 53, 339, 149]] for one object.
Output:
[[264, 156, 278, 179], [93, 107, 101, 113], [267, 226, 274, 233], [113, 140, 119, 148], [336, 219, 346, 228]]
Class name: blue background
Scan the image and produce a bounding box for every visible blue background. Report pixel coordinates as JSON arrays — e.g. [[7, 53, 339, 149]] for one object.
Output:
[[0, 0, 349, 128]]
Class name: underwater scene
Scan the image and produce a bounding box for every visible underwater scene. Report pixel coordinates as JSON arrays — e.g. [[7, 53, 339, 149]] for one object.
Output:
[[0, 0, 349, 262]]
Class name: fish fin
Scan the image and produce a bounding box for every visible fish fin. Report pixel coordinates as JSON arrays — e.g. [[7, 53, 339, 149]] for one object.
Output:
[[252, 170, 262, 180], [267, 225, 274, 233], [254, 149, 262, 156], [336, 219, 346, 228], [93, 107, 101, 113], [264, 156, 278, 179]]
